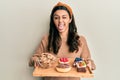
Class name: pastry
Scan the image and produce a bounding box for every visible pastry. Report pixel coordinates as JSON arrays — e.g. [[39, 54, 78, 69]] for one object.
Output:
[[73, 57, 87, 72], [38, 53, 56, 68], [56, 63, 71, 72], [76, 61, 87, 72], [73, 57, 82, 67], [59, 57, 69, 64], [56, 57, 71, 72]]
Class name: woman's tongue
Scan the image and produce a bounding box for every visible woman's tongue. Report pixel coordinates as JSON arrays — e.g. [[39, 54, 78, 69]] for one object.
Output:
[[58, 24, 64, 30]]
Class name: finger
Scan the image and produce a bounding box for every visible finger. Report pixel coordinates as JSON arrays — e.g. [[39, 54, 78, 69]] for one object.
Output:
[[34, 62, 36, 67], [84, 58, 91, 64], [86, 61, 92, 70], [91, 64, 96, 70], [91, 67, 95, 70], [34, 61, 38, 67]]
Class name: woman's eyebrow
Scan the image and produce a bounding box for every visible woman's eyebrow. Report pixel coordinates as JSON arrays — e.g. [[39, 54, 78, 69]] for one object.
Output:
[[53, 13, 59, 16], [54, 14, 67, 17], [53, 14, 59, 17], [62, 15, 67, 17]]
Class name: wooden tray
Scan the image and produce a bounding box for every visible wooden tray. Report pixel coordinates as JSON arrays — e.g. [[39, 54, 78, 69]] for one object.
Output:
[[33, 58, 94, 78]]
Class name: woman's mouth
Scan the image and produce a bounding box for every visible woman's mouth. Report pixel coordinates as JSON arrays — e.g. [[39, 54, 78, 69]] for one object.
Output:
[[58, 24, 64, 30]]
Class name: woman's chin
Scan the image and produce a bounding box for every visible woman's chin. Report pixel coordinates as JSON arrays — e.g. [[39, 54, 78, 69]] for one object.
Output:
[[58, 29, 65, 33]]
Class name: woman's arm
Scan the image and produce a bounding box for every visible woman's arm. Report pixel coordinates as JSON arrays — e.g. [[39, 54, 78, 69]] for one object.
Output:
[[80, 36, 96, 70], [29, 35, 48, 67]]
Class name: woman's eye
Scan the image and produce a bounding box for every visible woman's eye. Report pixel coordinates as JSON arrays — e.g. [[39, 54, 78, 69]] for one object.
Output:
[[63, 17, 67, 19], [54, 17, 59, 20]]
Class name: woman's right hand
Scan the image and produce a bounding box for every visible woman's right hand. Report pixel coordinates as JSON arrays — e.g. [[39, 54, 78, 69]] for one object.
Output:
[[31, 57, 40, 67]]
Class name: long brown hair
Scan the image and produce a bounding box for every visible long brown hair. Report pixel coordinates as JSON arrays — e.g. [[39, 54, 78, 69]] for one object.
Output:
[[48, 6, 80, 54]]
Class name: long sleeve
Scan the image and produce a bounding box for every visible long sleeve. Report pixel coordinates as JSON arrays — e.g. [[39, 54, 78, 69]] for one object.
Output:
[[29, 35, 48, 66], [80, 36, 91, 59], [34, 36, 48, 56], [80, 36, 96, 70]]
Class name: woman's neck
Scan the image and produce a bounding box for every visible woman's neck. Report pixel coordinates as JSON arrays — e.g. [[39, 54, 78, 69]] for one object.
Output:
[[59, 31, 68, 42]]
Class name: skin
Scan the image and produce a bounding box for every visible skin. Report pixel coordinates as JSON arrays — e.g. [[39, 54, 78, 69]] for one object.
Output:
[[53, 10, 71, 40]]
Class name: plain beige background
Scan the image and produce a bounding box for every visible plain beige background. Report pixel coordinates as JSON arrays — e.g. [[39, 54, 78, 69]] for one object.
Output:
[[0, 0, 120, 80]]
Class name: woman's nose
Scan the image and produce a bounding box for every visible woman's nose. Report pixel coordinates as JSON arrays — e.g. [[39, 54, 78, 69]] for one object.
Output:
[[59, 17, 63, 22]]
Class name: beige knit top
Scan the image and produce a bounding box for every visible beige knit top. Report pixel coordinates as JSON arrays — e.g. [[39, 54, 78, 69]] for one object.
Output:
[[29, 34, 91, 80]]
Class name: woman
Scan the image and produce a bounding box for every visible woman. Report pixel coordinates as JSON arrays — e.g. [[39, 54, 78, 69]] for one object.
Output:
[[29, 2, 96, 80]]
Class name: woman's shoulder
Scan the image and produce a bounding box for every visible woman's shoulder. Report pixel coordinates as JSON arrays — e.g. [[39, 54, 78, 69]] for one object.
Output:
[[41, 34, 49, 41], [79, 35, 87, 45], [79, 35, 86, 41], [40, 34, 49, 45]]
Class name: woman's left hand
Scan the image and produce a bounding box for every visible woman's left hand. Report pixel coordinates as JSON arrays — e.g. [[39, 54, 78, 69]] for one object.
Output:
[[85, 58, 96, 70]]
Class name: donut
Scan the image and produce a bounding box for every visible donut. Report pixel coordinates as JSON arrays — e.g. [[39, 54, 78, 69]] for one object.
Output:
[[56, 63, 71, 72]]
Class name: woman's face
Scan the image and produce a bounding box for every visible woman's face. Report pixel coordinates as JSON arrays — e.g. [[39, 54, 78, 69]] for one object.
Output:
[[53, 10, 71, 33]]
